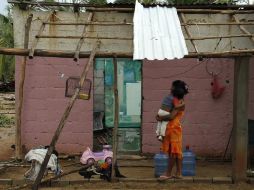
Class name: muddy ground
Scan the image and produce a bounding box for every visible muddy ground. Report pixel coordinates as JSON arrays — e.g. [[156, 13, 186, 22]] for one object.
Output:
[[0, 159, 253, 190]]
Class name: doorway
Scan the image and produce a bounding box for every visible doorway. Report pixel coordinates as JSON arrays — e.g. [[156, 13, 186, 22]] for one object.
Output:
[[93, 58, 142, 153]]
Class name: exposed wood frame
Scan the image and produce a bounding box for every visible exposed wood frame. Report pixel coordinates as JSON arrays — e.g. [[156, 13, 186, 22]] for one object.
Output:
[[28, 11, 54, 58], [180, 13, 198, 53], [15, 13, 33, 159], [36, 35, 133, 40], [36, 34, 253, 40], [32, 41, 100, 190], [181, 22, 254, 26], [44, 21, 254, 26], [185, 34, 254, 40], [177, 9, 254, 14], [44, 21, 133, 26], [232, 14, 254, 43], [74, 12, 93, 61], [232, 57, 249, 182], [1, 47, 254, 58]]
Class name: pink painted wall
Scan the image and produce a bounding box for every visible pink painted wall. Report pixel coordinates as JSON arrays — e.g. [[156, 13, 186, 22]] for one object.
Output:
[[142, 58, 254, 156], [15, 57, 93, 154], [15, 56, 254, 156]]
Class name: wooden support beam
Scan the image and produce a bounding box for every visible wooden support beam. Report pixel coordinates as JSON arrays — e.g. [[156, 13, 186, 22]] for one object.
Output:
[[180, 13, 198, 53], [28, 11, 54, 59], [36, 35, 133, 40], [177, 9, 254, 14], [185, 34, 254, 40], [181, 22, 254, 26], [112, 56, 119, 179], [232, 57, 250, 182], [232, 14, 254, 43], [44, 21, 133, 26], [1, 47, 254, 58], [74, 12, 93, 61], [44, 21, 254, 26], [36, 34, 253, 40], [32, 41, 100, 190], [15, 13, 33, 159]]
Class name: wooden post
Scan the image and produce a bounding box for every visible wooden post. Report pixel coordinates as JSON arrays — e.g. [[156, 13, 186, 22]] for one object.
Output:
[[15, 14, 33, 159], [232, 57, 250, 182], [32, 41, 100, 190], [111, 56, 119, 179]]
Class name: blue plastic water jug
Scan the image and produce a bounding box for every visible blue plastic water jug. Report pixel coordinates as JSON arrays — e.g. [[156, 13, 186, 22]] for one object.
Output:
[[154, 152, 168, 177], [182, 145, 196, 176]]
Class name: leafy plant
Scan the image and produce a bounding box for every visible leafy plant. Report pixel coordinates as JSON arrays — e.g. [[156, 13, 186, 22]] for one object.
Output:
[[0, 8, 15, 83], [0, 114, 15, 127]]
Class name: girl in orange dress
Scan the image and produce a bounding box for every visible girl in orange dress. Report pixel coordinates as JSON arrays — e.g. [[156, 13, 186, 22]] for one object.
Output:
[[156, 81, 188, 180]]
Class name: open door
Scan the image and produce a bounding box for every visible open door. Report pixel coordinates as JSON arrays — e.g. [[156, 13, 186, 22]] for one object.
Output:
[[93, 58, 142, 153]]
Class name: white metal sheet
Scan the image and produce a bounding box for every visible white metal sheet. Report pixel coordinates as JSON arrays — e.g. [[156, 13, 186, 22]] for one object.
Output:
[[133, 1, 188, 60]]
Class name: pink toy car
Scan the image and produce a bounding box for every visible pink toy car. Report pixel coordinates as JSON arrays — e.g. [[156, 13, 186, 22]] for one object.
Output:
[[80, 146, 113, 165]]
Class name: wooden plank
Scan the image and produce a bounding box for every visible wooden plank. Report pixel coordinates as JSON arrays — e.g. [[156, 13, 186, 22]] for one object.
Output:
[[44, 21, 254, 26], [44, 21, 133, 26], [232, 57, 250, 182], [31, 41, 100, 190], [15, 13, 33, 159], [185, 34, 254, 40], [181, 22, 254, 26], [74, 12, 93, 61], [1, 47, 254, 58], [180, 13, 198, 53], [28, 11, 54, 58], [232, 14, 254, 43], [111, 56, 119, 179], [37, 35, 133, 40]]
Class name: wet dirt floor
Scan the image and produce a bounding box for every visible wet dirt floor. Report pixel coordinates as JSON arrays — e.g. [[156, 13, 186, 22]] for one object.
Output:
[[1, 158, 252, 190]]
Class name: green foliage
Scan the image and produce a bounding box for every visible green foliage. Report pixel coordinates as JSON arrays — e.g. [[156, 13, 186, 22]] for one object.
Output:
[[0, 9, 15, 82], [0, 114, 15, 127]]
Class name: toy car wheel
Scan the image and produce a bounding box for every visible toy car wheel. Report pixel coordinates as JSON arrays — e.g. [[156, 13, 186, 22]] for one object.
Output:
[[105, 157, 112, 164], [87, 158, 95, 165]]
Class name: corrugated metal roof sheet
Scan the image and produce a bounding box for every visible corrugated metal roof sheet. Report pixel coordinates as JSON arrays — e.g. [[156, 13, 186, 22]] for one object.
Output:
[[133, 1, 188, 60]]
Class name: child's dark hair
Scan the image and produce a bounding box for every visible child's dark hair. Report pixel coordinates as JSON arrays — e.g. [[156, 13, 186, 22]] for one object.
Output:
[[172, 87, 186, 99], [171, 80, 188, 99]]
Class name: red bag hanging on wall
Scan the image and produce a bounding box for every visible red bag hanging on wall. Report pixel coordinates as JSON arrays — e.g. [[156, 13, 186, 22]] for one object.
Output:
[[211, 75, 225, 99]]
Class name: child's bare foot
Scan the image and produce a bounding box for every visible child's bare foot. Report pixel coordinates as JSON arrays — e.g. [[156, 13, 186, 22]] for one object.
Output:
[[158, 175, 174, 181]]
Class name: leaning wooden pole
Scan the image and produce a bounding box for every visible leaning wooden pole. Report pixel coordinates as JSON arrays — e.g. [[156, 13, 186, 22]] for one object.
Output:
[[32, 41, 100, 190], [15, 14, 33, 159], [10, 165, 92, 190], [73, 12, 93, 61], [111, 56, 119, 179]]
